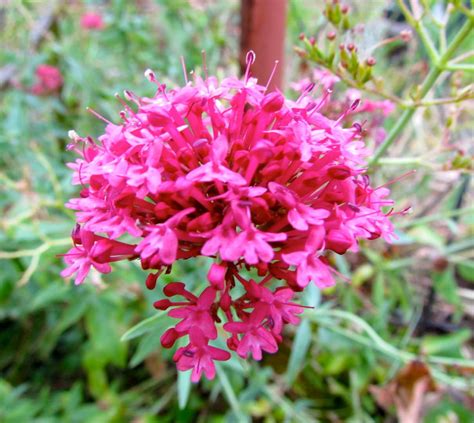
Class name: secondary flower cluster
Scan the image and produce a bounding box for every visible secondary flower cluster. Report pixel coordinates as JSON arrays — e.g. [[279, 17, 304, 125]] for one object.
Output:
[[80, 12, 105, 31], [30, 64, 63, 96], [62, 54, 397, 382]]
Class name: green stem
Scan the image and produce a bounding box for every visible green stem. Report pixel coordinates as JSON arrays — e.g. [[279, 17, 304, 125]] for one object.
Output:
[[441, 18, 474, 63], [0, 237, 71, 259], [215, 365, 241, 416], [370, 66, 439, 165], [417, 22, 440, 63], [397, 0, 439, 62], [377, 157, 433, 167], [370, 108, 414, 164], [445, 63, 474, 72], [444, 238, 474, 255], [370, 18, 473, 166]]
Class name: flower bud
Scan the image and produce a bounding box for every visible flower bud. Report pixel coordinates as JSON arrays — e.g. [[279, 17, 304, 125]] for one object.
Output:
[[163, 282, 186, 297], [400, 30, 413, 42], [208, 263, 226, 290], [144, 69, 156, 82], [366, 57, 376, 66], [161, 328, 180, 348], [262, 92, 284, 113], [153, 299, 173, 310], [326, 230, 352, 254], [146, 272, 159, 290], [327, 165, 352, 179], [71, 224, 82, 244]]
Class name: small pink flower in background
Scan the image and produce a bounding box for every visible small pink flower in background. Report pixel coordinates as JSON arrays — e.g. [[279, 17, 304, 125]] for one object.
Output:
[[62, 54, 402, 382], [30, 64, 63, 96], [80, 12, 105, 30], [312, 68, 340, 89]]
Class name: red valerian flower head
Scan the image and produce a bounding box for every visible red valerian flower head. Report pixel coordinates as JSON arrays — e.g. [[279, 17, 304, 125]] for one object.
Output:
[[80, 12, 105, 30], [31, 64, 63, 96], [62, 53, 402, 381]]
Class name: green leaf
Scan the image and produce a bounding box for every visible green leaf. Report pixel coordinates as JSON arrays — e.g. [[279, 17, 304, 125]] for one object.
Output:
[[371, 272, 385, 308], [408, 226, 445, 249], [421, 329, 471, 357], [302, 282, 321, 307], [457, 260, 474, 282], [221, 355, 247, 374], [85, 299, 127, 367], [423, 399, 474, 423], [334, 254, 351, 278], [121, 311, 167, 342], [286, 319, 312, 385], [391, 229, 415, 245], [129, 332, 163, 368], [324, 352, 352, 375], [215, 364, 242, 416], [177, 369, 192, 410], [433, 268, 460, 307], [28, 283, 70, 312], [82, 348, 108, 398], [40, 298, 89, 357], [352, 263, 374, 286]]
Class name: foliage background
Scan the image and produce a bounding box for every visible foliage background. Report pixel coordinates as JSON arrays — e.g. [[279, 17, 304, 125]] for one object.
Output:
[[0, 0, 473, 422]]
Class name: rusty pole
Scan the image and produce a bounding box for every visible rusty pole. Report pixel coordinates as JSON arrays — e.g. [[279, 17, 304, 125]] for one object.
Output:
[[240, 0, 288, 92]]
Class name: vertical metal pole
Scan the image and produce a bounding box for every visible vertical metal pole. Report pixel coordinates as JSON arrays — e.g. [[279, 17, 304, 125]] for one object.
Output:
[[240, 0, 288, 92]]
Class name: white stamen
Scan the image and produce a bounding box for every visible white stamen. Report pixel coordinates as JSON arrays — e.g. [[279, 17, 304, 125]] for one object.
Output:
[[144, 68, 156, 82], [68, 130, 80, 140], [265, 60, 279, 92]]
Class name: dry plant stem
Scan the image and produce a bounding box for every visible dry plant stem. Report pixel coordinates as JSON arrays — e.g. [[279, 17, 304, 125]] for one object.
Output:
[[370, 17, 473, 166], [0, 237, 71, 286]]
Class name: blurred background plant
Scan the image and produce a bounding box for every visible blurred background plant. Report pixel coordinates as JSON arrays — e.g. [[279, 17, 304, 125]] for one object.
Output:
[[0, 0, 473, 422]]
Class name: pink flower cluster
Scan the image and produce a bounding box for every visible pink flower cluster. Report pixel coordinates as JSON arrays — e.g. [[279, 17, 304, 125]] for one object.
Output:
[[30, 64, 63, 96], [80, 12, 105, 31], [62, 54, 397, 382]]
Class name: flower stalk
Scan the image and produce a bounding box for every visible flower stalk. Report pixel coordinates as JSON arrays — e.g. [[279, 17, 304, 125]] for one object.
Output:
[[370, 17, 473, 166]]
